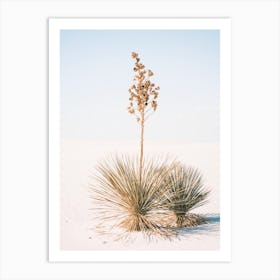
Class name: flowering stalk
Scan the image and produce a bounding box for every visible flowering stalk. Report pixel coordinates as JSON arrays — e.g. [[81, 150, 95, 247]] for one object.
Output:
[[128, 52, 160, 187]]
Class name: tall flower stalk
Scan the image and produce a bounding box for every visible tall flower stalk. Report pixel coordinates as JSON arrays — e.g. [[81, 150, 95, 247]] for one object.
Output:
[[127, 52, 160, 187]]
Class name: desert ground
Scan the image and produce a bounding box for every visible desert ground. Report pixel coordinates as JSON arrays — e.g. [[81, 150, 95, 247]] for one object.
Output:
[[60, 140, 220, 250]]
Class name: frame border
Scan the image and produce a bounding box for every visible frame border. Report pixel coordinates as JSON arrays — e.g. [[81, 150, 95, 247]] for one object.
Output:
[[49, 17, 231, 262]]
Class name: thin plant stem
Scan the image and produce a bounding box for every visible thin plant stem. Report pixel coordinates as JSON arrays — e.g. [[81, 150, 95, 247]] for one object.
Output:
[[139, 109, 145, 187]]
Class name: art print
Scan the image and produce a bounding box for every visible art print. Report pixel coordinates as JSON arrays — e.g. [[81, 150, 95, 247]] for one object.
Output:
[[49, 18, 231, 261]]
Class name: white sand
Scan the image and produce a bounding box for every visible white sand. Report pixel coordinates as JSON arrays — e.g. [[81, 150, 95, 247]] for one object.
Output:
[[60, 140, 220, 250]]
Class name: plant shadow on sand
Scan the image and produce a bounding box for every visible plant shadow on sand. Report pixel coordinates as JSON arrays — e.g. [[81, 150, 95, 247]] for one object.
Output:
[[175, 214, 220, 238]]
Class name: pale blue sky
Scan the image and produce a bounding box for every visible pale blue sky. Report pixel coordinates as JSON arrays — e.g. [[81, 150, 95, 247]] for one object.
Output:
[[60, 30, 219, 143]]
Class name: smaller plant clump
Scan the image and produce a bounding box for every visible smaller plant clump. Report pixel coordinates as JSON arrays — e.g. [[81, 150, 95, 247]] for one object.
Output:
[[163, 165, 210, 228]]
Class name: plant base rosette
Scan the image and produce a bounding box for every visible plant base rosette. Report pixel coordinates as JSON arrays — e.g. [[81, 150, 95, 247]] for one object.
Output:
[[89, 155, 210, 240]]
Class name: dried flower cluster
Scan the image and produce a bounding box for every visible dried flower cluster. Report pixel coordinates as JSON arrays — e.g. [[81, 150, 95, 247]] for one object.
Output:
[[127, 52, 160, 123]]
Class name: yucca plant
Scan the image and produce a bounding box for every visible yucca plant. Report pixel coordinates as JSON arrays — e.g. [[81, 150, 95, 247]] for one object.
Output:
[[90, 155, 177, 238], [164, 164, 210, 227], [89, 52, 211, 239]]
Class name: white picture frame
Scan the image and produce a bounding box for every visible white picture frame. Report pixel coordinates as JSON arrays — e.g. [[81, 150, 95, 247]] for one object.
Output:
[[49, 17, 231, 262]]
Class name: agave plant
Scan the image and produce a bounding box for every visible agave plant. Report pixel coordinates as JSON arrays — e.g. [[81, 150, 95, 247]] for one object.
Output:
[[164, 165, 210, 227], [90, 155, 177, 239]]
